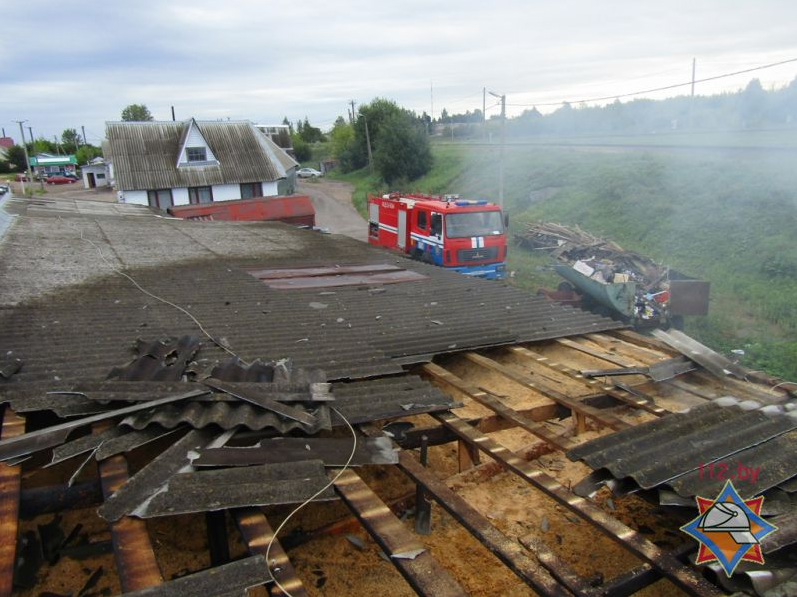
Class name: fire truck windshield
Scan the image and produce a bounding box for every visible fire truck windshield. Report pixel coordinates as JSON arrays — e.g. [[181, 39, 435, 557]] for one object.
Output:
[[445, 211, 504, 238]]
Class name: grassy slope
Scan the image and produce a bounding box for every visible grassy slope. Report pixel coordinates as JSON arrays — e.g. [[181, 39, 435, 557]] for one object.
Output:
[[330, 142, 797, 379]]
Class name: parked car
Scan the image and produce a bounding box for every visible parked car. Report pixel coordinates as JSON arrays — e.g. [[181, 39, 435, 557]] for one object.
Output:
[[62, 172, 79, 180], [45, 175, 77, 185], [297, 167, 322, 178], [0, 184, 9, 195]]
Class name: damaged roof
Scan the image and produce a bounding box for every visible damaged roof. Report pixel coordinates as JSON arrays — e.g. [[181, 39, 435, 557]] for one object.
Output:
[[0, 201, 622, 383]]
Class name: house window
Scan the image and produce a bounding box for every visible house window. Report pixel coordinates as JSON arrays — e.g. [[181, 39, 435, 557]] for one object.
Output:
[[186, 147, 207, 162], [96, 173, 106, 179], [240, 182, 263, 199], [147, 189, 173, 210], [188, 186, 213, 204]]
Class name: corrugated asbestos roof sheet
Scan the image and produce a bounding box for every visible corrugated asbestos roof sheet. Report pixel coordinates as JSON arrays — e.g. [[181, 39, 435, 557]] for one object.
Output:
[[568, 397, 797, 500], [105, 120, 287, 191], [0, 376, 458, 434]]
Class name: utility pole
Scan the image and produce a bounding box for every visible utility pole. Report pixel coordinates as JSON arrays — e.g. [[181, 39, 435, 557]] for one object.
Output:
[[54, 135, 62, 155], [171, 106, 176, 121], [81, 125, 87, 146], [691, 58, 696, 96], [348, 100, 356, 125], [14, 120, 35, 197], [363, 113, 374, 174], [430, 81, 434, 123], [28, 126, 34, 145], [483, 87, 487, 140], [489, 92, 506, 208]]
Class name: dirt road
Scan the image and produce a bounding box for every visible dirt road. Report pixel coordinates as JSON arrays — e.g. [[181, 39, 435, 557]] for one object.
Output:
[[297, 179, 366, 242]]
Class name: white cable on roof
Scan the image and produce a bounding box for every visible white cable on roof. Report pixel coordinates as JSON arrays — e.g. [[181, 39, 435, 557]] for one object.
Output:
[[265, 406, 358, 597], [71, 218, 240, 360]]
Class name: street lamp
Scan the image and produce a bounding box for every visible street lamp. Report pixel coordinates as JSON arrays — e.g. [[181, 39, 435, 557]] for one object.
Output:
[[488, 91, 506, 208]]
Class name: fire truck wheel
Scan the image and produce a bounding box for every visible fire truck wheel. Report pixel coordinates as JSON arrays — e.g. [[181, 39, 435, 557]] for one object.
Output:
[[557, 281, 574, 292]]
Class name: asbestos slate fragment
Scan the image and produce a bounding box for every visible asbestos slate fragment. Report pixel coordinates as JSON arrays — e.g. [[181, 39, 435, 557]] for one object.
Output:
[[136, 459, 336, 518]]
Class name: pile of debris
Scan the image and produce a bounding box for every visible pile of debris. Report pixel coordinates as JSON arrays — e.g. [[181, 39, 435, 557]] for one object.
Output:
[[516, 222, 708, 325], [0, 335, 459, 595]]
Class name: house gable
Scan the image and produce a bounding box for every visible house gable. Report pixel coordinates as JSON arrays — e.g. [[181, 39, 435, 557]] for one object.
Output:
[[176, 119, 219, 168]]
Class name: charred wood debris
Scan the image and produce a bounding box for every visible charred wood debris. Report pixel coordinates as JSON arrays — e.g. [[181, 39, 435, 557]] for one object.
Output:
[[0, 335, 458, 596]]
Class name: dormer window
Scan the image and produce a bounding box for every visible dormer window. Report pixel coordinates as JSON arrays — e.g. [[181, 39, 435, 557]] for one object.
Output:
[[186, 147, 207, 162]]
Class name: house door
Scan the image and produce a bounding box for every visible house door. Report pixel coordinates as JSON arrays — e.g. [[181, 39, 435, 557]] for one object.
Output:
[[87, 173, 96, 188]]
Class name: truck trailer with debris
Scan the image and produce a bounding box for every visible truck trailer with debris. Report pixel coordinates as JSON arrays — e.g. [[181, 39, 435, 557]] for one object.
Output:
[[367, 192, 508, 279], [518, 222, 710, 327]]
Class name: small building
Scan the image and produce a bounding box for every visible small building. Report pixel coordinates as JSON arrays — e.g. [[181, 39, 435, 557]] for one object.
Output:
[[104, 119, 298, 209], [81, 158, 111, 189], [0, 137, 13, 161], [30, 153, 78, 177]]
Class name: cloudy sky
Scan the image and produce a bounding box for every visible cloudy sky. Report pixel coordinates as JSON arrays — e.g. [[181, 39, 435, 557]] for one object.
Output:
[[2, 1, 796, 144]]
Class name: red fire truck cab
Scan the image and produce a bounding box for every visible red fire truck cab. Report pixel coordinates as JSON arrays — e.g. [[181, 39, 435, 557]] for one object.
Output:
[[367, 192, 507, 279]]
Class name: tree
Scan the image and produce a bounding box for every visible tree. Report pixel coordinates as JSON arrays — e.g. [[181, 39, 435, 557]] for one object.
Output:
[[62, 128, 81, 153], [373, 111, 432, 184], [121, 104, 154, 121], [329, 120, 354, 158], [4, 145, 27, 171], [291, 134, 311, 162], [299, 117, 325, 143], [75, 145, 102, 165], [281, 116, 293, 134]]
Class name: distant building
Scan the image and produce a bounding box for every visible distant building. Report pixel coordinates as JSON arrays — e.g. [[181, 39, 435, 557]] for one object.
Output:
[[0, 137, 13, 161], [30, 153, 78, 177], [81, 158, 111, 189], [104, 119, 298, 209], [255, 124, 294, 157]]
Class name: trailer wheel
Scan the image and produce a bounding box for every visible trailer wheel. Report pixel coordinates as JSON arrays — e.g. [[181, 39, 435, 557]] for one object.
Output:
[[557, 281, 574, 292]]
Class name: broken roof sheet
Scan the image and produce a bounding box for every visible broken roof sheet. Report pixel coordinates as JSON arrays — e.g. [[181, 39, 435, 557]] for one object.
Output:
[[567, 397, 797, 500]]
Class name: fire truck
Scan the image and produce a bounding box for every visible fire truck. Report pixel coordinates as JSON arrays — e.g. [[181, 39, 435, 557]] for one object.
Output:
[[367, 192, 508, 279]]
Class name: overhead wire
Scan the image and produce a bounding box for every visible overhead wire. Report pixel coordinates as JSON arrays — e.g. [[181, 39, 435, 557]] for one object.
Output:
[[506, 56, 797, 107]]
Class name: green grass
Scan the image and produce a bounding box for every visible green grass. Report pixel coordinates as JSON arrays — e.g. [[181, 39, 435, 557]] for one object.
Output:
[[332, 141, 797, 380]]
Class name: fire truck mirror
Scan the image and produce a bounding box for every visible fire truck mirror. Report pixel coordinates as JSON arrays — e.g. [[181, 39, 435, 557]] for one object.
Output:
[[503, 213, 509, 229], [431, 213, 442, 237]]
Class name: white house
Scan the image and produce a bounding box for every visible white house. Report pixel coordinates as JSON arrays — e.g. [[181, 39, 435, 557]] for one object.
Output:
[[81, 158, 111, 189], [104, 119, 298, 209]]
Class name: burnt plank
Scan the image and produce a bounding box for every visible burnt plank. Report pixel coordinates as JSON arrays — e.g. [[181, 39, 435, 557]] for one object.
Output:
[[332, 468, 465, 597], [398, 452, 571, 596], [194, 437, 396, 467], [232, 507, 309, 597], [0, 408, 24, 597], [138, 460, 337, 518], [96, 422, 163, 592], [421, 362, 576, 451], [463, 351, 629, 430], [121, 555, 269, 597], [435, 411, 722, 597]]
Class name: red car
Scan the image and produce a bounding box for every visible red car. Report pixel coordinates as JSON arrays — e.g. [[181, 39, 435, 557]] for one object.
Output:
[[46, 175, 77, 185]]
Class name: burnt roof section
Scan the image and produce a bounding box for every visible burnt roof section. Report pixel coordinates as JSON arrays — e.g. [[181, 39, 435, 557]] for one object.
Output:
[[567, 397, 797, 499], [105, 120, 287, 191], [1, 210, 621, 383]]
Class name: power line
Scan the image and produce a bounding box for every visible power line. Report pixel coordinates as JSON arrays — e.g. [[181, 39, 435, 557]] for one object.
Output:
[[506, 56, 797, 108]]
